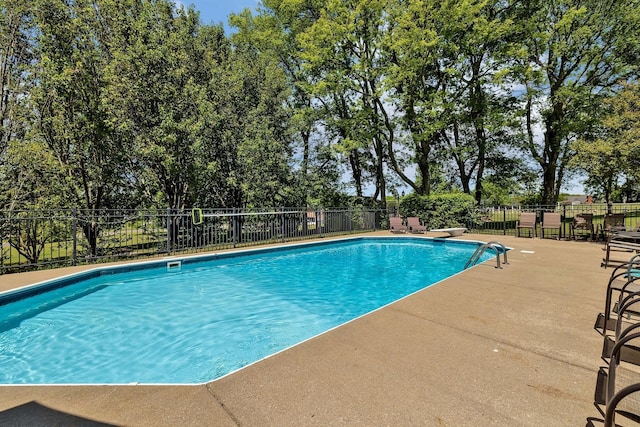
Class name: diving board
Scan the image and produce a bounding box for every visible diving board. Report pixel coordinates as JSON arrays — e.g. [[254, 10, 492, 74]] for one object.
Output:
[[430, 227, 467, 237]]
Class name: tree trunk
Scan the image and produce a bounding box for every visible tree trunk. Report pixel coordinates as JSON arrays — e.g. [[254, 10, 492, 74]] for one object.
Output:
[[349, 150, 363, 198], [541, 101, 563, 205]]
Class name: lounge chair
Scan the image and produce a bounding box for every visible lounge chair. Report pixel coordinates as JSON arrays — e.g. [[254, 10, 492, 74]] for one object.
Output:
[[541, 212, 562, 239], [406, 217, 426, 233], [571, 213, 594, 241], [389, 217, 407, 233], [516, 212, 536, 238]]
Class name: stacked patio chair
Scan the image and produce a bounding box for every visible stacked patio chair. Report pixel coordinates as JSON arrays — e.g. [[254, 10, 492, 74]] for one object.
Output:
[[602, 230, 640, 268], [595, 254, 640, 426]]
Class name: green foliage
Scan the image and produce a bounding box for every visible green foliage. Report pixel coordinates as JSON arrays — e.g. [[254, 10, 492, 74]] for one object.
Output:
[[101, 1, 208, 210], [2, 138, 69, 209], [570, 81, 640, 203], [518, 193, 543, 206], [479, 182, 512, 207], [1, 0, 640, 213], [32, 0, 132, 211], [400, 192, 476, 229], [0, 0, 35, 157], [231, 0, 338, 207], [516, 0, 640, 204]]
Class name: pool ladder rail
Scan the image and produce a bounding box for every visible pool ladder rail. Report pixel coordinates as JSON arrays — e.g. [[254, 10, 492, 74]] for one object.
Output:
[[465, 241, 508, 270]]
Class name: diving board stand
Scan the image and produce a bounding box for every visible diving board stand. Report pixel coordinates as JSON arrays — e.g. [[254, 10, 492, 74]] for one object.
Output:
[[430, 227, 467, 237]]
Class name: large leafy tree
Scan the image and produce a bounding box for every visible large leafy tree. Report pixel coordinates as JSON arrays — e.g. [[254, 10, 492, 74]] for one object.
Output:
[[434, 1, 521, 204], [516, 0, 640, 204], [0, 0, 35, 159], [103, 1, 208, 212], [2, 137, 69, 264], [32, 0, 133, 254], [381, 0, 448, 197], [297, 0, 396, 205], [230, 0, 346, 207], [0, 0, 39, 218], [192, 38, 292, 209], [571, 82, 640, 203]]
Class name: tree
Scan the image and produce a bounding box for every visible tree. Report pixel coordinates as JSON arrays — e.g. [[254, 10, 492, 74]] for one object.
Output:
[[230, 0, 343, 207], [1, 138, 69, 264], [0, 0, 35, 158], [434, 1, 520, 204], [570, 82, 640, 203], [103, 1, 215, 213], [298, 0, 391, 205], [33, 0, 132, 255], [380, 0, 453, 197], [516, 0, 640, 204], [204, 43, 292, 208]]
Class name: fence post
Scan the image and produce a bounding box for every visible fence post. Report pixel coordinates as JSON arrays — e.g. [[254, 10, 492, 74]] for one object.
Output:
[[503, 207, 507, 236], [166, 207, 172, 255], [72, 208, 77, 266], [233, 207, 238, 247], [281, 207, 285, 243], [562, 204, 567, 239]]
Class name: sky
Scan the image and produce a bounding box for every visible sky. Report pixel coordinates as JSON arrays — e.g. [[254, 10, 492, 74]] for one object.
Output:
[[177, 1, 260, 29]]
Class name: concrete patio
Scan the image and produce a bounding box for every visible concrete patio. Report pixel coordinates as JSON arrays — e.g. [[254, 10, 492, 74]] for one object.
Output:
[[0, 232, 618, 426]]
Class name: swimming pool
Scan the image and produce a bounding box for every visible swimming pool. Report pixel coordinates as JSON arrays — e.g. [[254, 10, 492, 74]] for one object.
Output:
[[0, 237, 494, 385]]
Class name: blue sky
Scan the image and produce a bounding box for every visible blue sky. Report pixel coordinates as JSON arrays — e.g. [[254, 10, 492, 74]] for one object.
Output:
[[178, 1, 260, 28]]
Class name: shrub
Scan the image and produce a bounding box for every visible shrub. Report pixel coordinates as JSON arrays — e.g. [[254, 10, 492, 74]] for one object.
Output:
[[400, 193, 477, 229]]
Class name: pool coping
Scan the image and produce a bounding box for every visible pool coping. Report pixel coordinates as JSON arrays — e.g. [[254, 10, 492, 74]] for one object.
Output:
[[0, 232, 613, 425]]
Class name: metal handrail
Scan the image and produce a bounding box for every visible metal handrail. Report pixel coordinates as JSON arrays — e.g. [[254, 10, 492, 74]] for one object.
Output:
[[465, 241, 507, 269], [486, 241, 508, 265]]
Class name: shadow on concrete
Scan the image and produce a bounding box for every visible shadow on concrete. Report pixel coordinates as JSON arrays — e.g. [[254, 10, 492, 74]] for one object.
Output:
[[585, 416, 604, 426], [0, 401, 118, 426]]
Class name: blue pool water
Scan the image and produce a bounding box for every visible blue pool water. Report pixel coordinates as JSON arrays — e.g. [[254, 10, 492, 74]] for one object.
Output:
[[0, 237, 492, 384]]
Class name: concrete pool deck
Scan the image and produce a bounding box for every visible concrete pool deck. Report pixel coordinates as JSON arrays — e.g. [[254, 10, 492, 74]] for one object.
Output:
[[0, 232, 616, 425]]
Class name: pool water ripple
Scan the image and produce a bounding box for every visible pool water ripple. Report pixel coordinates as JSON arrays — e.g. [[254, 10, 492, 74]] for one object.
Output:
[[0, 237, 492, 384]]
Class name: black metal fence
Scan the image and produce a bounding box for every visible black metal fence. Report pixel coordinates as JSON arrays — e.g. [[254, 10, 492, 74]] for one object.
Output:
[[467, 203, 640, 240], [3, 203, 639, 275], [0, 208, 380, 274]]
